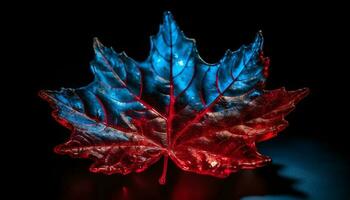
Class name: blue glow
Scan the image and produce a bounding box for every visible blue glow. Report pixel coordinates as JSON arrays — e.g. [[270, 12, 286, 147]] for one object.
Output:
[[240, 138, 350, 200]]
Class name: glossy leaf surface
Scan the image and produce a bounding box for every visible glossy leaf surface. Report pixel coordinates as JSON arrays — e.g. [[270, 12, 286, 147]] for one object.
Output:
[[39, 11, 308, 184]]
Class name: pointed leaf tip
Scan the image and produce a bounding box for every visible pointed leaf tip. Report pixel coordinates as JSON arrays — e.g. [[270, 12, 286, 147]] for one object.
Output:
[[253, 31, 264, 50], [162, 11, 177, 29], [163, 11, 174, 21], [156, 11, 181, 45], [295, 87, 310, 101], [93, 37, 106, 52]]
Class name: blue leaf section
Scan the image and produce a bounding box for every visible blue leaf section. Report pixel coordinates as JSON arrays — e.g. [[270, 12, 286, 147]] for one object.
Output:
[[42, 11, 265, 143]]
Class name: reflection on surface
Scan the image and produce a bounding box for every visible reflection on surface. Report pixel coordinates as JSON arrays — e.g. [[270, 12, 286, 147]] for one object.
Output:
[[54, 136, 348, 200]]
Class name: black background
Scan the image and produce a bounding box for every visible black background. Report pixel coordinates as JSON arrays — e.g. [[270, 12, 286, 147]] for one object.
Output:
[[7, 0, 349, 199]]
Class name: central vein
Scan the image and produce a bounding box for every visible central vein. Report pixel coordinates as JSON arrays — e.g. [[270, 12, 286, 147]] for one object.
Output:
[[159, 17, 174, 184]]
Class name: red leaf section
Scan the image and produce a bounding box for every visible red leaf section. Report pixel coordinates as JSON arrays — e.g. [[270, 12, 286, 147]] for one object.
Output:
[[171, 88, 309, 178], [40, 87, 308, 184]]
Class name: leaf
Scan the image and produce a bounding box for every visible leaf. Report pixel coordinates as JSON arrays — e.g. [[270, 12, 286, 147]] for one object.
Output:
[[39, 11, 309, 184]]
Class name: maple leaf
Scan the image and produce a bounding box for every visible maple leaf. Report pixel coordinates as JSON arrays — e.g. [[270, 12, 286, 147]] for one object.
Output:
[[39, 11, 308, 184]]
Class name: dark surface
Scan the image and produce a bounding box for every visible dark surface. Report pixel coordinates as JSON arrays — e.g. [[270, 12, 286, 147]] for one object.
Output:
[[7, 0, 348, 199]]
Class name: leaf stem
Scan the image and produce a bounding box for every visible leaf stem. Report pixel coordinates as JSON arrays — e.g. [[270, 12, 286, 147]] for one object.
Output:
[[158, 155, 169, 185]]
